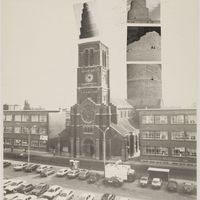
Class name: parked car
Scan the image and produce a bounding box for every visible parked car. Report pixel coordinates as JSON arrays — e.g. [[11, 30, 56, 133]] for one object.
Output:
[[4, 161, 11, 168], [87, 173, 101, 184], [183, 182, 195, 194], [5, 193, 34, 200], [56, 168, 71, 177], [101, 193, 116, 200], [4, 179, 15, 189], [5, 179, 25, 193], [118, 198, 130, 200], [103, 177, 123, 187], [16, 183, 35, 194], [13, 163, 28, 171], [79, 193, 95, 200], [167, 179, 178, 192], [4, 193, 22, 200], [40, 168, 55, 177], [36, 165, 51, 173], [79, 169, 90, 180], [31, 183, 49, 196], [55, 189, 74, 200], [67, 169, 80, 179], [24, 164, 40, 172], [139, 175, 149, 187], [25, 195, 38, 200], [41, 185, 62, 199], [151, 178, 162, 189]]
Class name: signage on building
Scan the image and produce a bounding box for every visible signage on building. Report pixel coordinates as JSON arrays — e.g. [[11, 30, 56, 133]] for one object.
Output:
[[40, 135, 48, 141]]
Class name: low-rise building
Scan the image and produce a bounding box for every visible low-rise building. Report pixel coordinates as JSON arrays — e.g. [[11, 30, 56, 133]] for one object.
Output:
[[137, 108, 197, 166], [3, 105, 59, 151]]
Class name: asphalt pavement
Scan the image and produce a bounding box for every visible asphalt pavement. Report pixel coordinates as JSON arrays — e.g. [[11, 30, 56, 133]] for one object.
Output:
[[4, 160, 197, 200]]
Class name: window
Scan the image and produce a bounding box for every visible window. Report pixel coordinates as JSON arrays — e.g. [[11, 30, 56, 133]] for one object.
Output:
[[171, 131, 186, 140], [39, 115, 47, 122], [39, 140, 47, 147], [14, 127, 21, 134], [4, 114, 12, 121], [31, 115, 39, 122], [84, 126, 93, 133], [14, 139, 22, 146], [21, 127, 30, 134], [14, 115, 21, 121], [31, 140, 39, 147], [102, 50, 107, 67], [21, 140, 28, 146], [171, 115, 184, 124], [84, 49, 89, 66], [141, 131, 168, 140], [89, 49, 94, 66], [4, 139, 12, 145], [186, 132, 196, 140], [185, 115, 196, 124], [31, 126, 38, 134], [143, 146, 168, 156], [39, 128, 47, 135], [22, 115, 29, 122], [155, 115, 168, 124], [4, 126, 13, 133], [172, 147, 185, 157], [186, 148, 196, 157], [142, 115, 154, 124]]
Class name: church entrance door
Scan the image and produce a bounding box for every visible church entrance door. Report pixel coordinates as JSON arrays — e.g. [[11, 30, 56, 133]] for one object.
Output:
[[83, 139, 95, 158]]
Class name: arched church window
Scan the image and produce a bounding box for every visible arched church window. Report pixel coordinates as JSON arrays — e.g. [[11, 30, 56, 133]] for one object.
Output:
[[102, 50, 107, 67], [84, 49, 89, 66], [89, 49, 94, 66]]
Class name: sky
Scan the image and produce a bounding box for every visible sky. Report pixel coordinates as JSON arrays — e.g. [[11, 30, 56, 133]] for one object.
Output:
[[2, 0, 198, 109]]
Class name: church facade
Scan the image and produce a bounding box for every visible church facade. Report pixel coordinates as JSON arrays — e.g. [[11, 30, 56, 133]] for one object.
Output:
[[69, 40, 139, 160]]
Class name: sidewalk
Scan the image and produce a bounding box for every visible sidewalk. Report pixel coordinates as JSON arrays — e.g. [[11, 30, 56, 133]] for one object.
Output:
[[4, 148, 197, 180]]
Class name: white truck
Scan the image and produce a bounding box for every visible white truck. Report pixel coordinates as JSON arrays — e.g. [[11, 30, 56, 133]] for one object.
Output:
[[105, 162, 136, 182]]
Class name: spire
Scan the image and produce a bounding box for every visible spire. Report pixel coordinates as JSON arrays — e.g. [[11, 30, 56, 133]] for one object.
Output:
[[79, 2, 98, 39]]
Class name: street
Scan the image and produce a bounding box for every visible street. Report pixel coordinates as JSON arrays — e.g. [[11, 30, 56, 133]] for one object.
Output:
[[4, 160, 196, 200]]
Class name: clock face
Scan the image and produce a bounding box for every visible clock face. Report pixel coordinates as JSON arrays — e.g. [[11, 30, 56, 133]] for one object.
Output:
[[85, 73, 94, 83], [81, 105, 95, 124]]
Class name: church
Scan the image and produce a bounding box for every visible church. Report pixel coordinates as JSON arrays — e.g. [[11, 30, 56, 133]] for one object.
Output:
[[69, 2, 139, 161]]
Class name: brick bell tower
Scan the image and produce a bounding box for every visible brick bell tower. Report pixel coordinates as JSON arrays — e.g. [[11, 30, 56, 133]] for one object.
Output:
[[70, 3, 112, 160]]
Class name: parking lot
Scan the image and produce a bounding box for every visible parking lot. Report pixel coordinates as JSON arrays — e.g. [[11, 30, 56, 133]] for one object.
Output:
[[4, 160, 197, 200]]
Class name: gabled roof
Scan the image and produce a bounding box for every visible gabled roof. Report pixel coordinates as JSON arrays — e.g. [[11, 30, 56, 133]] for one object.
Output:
[[111, 99, 133, 109], [110, 119, 139, 137]]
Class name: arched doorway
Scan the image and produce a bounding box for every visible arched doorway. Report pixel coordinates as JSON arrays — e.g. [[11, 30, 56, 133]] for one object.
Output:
[[82, 139, 95, 158]]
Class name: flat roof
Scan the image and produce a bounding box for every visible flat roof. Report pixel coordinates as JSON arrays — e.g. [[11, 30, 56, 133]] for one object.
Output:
[[3, 110, 59, 112], [137, 107, 196, 111], [147, 167, 170, 172]]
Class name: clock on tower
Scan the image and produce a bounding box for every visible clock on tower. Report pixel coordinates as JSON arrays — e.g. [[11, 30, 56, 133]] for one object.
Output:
[[77, 41, 110, 105]]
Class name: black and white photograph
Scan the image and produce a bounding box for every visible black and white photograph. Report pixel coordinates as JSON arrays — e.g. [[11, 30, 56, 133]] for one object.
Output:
[[2, 0, 198, 200], [127, 0, 160, 24], [127, 27, 161, 62]]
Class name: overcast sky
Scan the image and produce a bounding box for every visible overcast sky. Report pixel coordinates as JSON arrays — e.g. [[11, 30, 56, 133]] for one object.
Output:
[[2, 0, 198, 109]]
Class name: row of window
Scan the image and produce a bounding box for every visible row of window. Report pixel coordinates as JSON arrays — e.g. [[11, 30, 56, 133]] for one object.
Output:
[[141, 131, 196, 141], [142, 114, 196, 125], [4, 139, 47, 147], [82, 48, 107, 67], [120, 110, 132, 119], [4, 114, 48, 122], [83, 126, 94, 133], [142, 146, 196, 157], [4, 126, 47, 135]]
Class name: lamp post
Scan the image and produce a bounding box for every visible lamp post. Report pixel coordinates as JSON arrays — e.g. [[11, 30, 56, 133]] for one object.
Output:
[[95, 126, 109, 176], [20, 125, 36, 164]]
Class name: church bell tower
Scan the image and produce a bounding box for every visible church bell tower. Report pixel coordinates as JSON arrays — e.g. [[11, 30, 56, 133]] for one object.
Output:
[[70, 2, 112, 160]]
